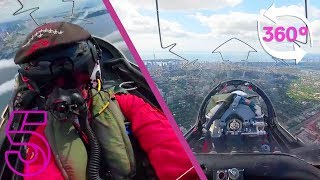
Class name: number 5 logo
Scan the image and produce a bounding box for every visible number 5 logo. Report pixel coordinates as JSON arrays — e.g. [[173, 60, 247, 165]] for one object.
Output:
[[5, 110, 51, 177]]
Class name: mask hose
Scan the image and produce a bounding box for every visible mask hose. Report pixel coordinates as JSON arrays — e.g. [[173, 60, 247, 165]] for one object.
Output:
[[75, 97, 102, 180], [46, 88, 102, 180]]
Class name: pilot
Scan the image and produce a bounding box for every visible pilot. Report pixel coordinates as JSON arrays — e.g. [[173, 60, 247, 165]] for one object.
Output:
[[13, 22, 198, 180]]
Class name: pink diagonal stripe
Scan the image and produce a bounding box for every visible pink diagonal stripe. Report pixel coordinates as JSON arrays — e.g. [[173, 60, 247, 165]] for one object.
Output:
[[101, 0, 207, 179]]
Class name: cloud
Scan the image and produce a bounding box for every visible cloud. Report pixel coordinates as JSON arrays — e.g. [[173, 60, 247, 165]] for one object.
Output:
[[0, 59, 18, 69], [110, 1, 191, 37], [193, 4, 320, 52], [266, 4, 320, 20], [310, 6, 320, 19], [102, 31, 130, 53], [194, 4, 318, 38], [310, 20, 320, 39], [0, 0, 97, 22], [110, 0, 258, 53], [109, 0, 215, 53], [104, 30, 123, 43], [125, 0, 242, 10], [0, 79, 15, 96], [112, 41, 128, 51], [0, 0, 17, 7], [194, 12, 257, 38], [110, 0, 320, 54]]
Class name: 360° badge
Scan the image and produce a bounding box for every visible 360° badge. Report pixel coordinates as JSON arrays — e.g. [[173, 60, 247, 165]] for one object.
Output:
[[257, 3, 313, 64]]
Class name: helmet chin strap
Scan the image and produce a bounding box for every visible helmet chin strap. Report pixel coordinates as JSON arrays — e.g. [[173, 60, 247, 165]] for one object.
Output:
[[90, 61, 101, 89], [89, 37, 102, 89]]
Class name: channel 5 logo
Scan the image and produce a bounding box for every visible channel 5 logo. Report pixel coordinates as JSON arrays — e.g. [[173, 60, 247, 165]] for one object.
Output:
[[5, 110, 51, 177]]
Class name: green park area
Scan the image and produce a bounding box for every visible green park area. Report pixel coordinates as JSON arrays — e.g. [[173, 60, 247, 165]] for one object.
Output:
[[287, 77, 320, 102]]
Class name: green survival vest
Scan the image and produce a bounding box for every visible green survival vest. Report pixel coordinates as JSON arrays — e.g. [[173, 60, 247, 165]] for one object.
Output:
[[44, 88, 136, 180]]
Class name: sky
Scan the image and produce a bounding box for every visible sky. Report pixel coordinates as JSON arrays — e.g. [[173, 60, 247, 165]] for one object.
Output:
[[0, 0, 319, 61], [109, 0, 320, 61], [0, 0, 105, 22]]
